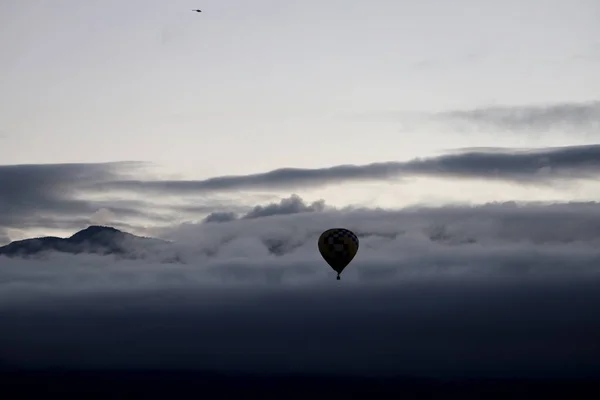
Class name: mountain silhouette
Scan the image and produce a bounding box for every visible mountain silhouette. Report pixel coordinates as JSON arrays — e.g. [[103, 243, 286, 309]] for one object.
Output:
[[0, 225, 168, 258]]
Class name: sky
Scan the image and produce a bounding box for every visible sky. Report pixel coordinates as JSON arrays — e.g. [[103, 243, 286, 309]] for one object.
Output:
[[1, 0, 600, 381]]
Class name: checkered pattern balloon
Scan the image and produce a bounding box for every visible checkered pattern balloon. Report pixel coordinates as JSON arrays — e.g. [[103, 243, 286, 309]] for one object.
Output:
[[318, 228, 359, 280]]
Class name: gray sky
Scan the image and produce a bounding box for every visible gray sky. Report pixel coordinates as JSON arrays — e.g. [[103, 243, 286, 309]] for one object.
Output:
[[1, 0, 599, 237], [1, 0, 599, 176]]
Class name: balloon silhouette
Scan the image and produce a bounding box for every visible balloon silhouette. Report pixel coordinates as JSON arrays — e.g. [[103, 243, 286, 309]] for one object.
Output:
[[318, 228, 359, 280]]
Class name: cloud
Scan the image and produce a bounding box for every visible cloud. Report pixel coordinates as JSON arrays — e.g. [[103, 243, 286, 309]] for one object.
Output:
[[0, 162, 154, 233], [437, 100, 600, 132], [202, 211, 238, 223], [203, 194, 327, 223], [243, 194, 326, 219], [2, 144, 600, 238], [91, 144, 600, 195], [1, 202, 600, 379]]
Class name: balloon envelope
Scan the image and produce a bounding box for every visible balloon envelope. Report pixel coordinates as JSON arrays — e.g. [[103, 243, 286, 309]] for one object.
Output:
[[318, 228, 359, 280]]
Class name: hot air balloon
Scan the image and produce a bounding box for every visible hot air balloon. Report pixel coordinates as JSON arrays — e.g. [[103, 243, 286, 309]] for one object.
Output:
[[318, 228, 359, 280]]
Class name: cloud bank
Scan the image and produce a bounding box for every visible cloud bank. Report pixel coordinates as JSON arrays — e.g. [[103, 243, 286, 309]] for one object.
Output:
[[93, 144, 600, 194], [1, 202, 600, 379], [202, 194, 326, 223], [2, 143, 600, 239], [437, 100, 600, 132]]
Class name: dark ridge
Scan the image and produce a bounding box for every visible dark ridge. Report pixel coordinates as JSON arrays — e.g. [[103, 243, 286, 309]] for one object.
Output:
[[69, 225, 122, 240], [0, 225, 168, 258]]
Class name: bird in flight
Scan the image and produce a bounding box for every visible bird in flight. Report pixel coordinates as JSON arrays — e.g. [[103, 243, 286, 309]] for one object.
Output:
[[192, 9, 202, 12]]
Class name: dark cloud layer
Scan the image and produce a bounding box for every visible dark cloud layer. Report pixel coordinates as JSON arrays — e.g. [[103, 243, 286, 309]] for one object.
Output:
[[0, 162, 149, 233], [438, 100, 600, 131], [2, 144, 599, 237], [91, 144, 600, 195], [1, 203, 600, 382]]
